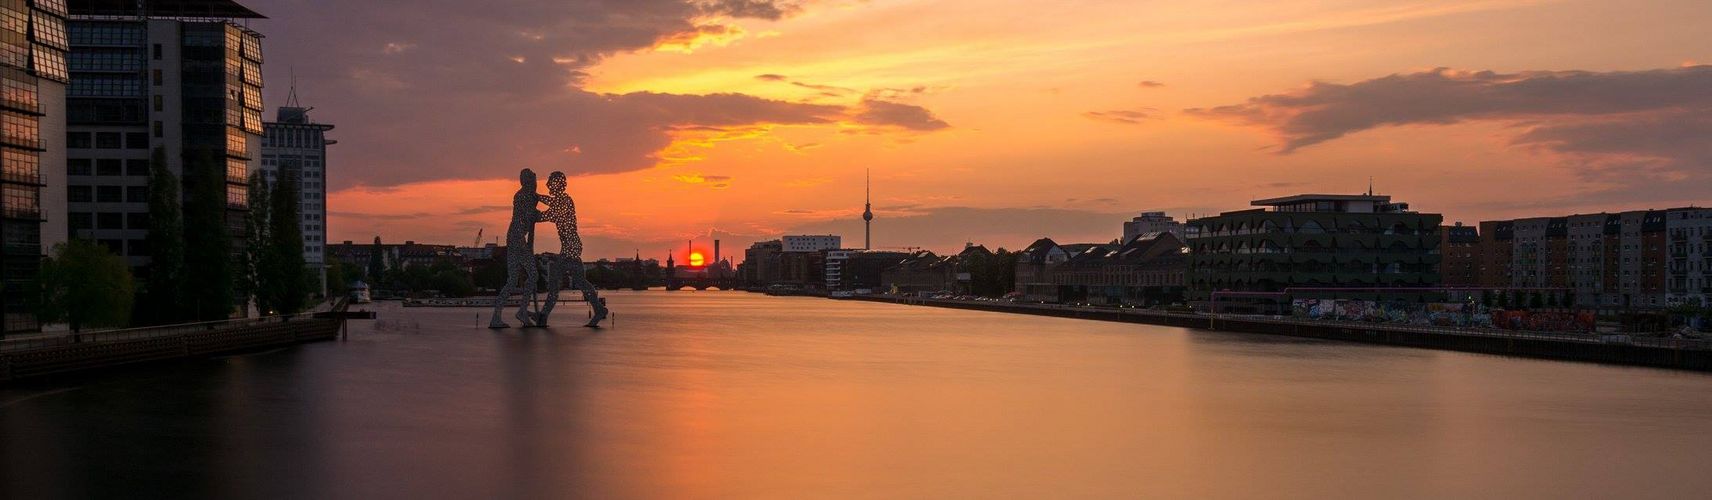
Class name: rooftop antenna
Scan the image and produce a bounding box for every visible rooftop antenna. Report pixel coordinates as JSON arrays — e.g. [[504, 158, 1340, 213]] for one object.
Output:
[[1367, 176, 1374, 196], [286, 66, 301, 108]]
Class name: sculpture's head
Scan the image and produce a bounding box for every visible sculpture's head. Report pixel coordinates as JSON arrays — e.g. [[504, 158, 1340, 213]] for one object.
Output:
[[547, 171, 567, 194], [519, 168, 536, 187]]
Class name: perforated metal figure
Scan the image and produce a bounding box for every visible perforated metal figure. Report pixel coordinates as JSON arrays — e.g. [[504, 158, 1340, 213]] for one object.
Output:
[[535, 171, 607, 327], [489, 169, 542, 328]]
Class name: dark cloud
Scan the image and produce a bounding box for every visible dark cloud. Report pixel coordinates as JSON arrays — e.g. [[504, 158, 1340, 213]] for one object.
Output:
[[1138, 80, 1164, 88], [851, 98, 951, 131], [452, 205, 511, 215], [698, 0, 797, 20], [1189, 66, 1712, 200], [1083, 109, 1153, 125], [1188, 66, 1712, 152], [247, 0, 939, 188], [753, 73, 788, 81]]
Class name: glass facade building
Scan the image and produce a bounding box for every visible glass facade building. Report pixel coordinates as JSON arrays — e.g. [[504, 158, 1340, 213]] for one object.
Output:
[[0, 0, 67, 335], [65, 1, 263, 278]]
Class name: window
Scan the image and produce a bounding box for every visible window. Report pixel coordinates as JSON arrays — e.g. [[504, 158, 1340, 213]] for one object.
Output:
[[68, 212, 91, 231], [0, 67, 38, 112], [95, 132, 121, 148], [96, 158, 121, 176], [127, 212, 147, 229], [1, 110, 38, 148], [151, 69, 161, 86], [126, 186, 147, 203], [152, 43, 162, 60], [126, 159, 149, 176], [31, 45, 67, 83], [98, 239, 122, 255], [96, 211, 122, 229], [1, 183, 36, 219], [128, 239, 148, 256], [153, 94, 162, 112], [96, 185, 121, 202], [66, 158, 90, 176], [0, 147, 35, 183], [67, 185, 90, 202], [125, 132, 148, 149], [152, 120, 162, 138], [226, 184, 246, 208]]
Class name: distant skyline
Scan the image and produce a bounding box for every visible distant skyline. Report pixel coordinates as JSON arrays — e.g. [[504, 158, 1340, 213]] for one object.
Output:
[[247, 0, 1711, 260]]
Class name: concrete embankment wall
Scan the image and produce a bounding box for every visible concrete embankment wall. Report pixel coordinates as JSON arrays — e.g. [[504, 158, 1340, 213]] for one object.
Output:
[[849, 296, 1712, 372], [0, 319, 342, 383]]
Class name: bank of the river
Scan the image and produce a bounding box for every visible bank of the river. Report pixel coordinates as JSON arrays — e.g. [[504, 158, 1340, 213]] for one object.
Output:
[[0, 314, 347, 383], [847, 295, 1712, 371]]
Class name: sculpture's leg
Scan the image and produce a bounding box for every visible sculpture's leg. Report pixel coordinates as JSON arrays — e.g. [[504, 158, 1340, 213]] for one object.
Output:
[[490, 264, 519, 328], [516, 256, 540, 326], [572, 260, 607, 326], [536, 254, 565, 326]]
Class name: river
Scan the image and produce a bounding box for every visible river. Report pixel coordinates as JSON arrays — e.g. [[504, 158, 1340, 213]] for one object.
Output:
[[4, 291, 1710, 499]]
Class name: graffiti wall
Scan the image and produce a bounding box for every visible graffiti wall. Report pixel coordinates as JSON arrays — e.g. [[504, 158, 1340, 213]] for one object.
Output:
[[1291, 298, 1594, 332]]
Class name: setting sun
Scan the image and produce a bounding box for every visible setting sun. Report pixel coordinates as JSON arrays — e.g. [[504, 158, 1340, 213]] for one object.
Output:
[[688, 251, 705, 267]]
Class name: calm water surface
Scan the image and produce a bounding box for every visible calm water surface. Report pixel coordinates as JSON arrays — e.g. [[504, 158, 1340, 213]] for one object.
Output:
[[5, 292, 1711, 499]]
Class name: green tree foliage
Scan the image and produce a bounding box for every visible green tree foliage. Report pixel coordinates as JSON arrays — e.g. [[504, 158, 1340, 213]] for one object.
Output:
[[240, 171, 270, 313], [139, 147, 186, 325], [39, 240, 135, 333], [472, 259, 507, 290], [266, 171, 309, 313], [432, 268, 476, 297], [180, 149, 234, 320], [325, 260, 350, 298]]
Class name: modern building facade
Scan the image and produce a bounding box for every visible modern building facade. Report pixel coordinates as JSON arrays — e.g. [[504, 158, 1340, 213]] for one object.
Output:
[[1122, 211, 1182, 243], [1185, 194, 1443, 312], [0, 0, 68, 335], [825, 249, 907, 292], [63, 0, 265, 269], [260, 101, 333, 290]]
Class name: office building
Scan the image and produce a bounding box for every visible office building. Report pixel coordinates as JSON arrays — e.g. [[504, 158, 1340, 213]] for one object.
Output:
[[782, 234, 839, 253], [1439, 223, 1479, 286], [260, 99, 333, 290], [0, 0, 68, 335], [64, 0, 265, 269], [1185, 193, 1443, 313], [1122, 211, 1182, 243]]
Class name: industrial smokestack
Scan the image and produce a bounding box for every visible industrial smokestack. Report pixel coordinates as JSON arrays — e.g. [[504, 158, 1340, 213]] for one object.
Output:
[[715, 240, 721, 265]]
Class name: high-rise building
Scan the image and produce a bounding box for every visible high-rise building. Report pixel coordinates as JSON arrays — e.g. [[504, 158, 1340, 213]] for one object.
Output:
[[63, 0, 265, 269], [1184, 193, 1444, 313], [0, 0, 68, 336], [782, 234, 839, 253], [1122, 211, 1182, 243], [260, 97, 334, 291]]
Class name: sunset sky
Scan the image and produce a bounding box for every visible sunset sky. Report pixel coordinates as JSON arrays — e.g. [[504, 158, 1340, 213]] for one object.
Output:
[[245, 0, 1711, 262]]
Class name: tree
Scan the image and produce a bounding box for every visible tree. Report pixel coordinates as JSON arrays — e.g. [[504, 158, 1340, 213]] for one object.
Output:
[[140, 147, 186, 325], [367, 235, 385, 282], [241, 171, 271, 314], [40, 240, 135, 333], [267, 169, 309, 313], [325, 260, 350, 298], [180, 149, 234, 320], [432, 268, 476, 297]]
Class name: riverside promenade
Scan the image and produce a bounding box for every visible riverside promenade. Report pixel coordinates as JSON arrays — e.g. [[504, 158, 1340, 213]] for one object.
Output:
[[0, 304, 355, 383], [848, 295, 1712, 371]]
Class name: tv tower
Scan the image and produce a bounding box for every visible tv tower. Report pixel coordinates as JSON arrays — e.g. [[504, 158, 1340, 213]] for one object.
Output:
[[862, 168, 873, 250]]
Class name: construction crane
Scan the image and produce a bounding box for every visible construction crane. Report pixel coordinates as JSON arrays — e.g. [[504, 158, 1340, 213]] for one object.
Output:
[[472, 228, 483, 247]]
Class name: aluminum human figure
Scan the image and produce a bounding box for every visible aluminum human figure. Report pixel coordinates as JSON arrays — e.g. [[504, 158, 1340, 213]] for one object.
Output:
[[536, 171, 608, 327], [489, 169, 541, 328]]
